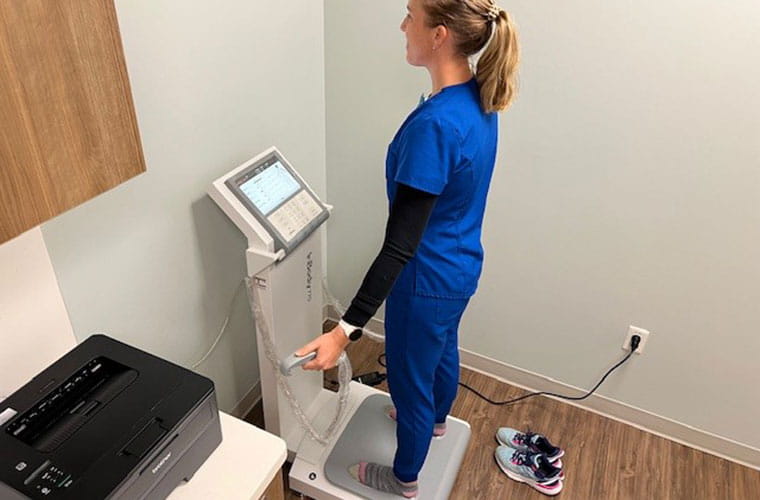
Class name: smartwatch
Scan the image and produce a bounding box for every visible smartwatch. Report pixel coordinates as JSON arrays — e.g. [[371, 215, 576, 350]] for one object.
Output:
[[338, 319, 363, 342]]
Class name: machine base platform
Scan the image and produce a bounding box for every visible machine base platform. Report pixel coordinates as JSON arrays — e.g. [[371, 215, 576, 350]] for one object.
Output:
[[324, 393, 471, 499]]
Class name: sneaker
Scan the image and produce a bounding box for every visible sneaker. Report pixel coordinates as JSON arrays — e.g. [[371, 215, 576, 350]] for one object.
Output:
[[496, 428, 564, 464], [494, 446, 563, 496]]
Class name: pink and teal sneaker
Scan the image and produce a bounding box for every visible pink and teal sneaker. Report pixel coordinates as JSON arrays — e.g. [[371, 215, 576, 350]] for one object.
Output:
[[494, 446, 564, 496], [496, 428, 564, 467]]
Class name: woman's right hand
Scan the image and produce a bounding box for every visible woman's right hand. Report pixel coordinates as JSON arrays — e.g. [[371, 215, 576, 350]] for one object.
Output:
[[295, 326, 350, 371]]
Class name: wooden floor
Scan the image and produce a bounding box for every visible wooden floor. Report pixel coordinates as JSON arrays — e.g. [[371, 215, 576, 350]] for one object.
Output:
[[245, 336, 760, 500]]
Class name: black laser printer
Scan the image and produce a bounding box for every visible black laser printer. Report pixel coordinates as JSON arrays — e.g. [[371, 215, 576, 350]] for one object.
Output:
[[0, 334, 222, 499]]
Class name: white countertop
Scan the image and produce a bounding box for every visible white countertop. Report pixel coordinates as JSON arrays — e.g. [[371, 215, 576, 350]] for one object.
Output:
[[169, 412, 287, 500]]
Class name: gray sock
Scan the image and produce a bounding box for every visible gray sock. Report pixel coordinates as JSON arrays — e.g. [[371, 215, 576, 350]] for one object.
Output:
[[433, 422, 447, 437], [348, 462, 418, 498]]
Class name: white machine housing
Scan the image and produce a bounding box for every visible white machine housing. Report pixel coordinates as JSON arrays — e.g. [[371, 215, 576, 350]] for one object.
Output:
[[208, 147, 386, 499]]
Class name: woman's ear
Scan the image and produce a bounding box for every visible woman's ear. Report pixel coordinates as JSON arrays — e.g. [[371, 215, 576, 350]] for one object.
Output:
[[433, 24, 449, 51]]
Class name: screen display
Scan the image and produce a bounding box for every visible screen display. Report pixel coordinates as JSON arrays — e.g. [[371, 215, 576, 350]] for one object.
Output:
[[239, 161, 301, 215]]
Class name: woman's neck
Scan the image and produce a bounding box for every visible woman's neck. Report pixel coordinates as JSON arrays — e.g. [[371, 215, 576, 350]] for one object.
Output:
[[428, 58, 473, 96]]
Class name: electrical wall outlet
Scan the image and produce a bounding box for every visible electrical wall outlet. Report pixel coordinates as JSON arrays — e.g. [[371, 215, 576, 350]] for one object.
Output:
[[622, 325, 650, 354]]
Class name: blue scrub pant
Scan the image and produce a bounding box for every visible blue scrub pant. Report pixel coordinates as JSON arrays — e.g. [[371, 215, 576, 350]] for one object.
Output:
[[385, 290, 469, 483]]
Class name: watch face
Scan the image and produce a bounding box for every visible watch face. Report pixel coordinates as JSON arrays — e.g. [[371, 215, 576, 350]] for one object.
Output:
[[349, 329, 363, 341]]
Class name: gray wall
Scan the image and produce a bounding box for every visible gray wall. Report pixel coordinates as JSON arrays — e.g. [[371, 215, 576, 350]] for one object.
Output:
[[42, 0, 326, 412], [325, 0, 760, 448]]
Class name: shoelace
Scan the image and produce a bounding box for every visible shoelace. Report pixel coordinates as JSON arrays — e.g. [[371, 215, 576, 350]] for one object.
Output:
[[511, 450, 532, 467], [517, 431, 554, 456], [513, 431, 535, 447]]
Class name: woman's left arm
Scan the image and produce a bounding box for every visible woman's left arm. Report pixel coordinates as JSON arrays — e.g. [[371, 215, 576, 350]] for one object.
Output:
[[297, 183, 438, 370]]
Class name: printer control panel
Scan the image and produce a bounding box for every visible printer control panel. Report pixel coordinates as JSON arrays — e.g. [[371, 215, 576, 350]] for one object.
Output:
[[10, 459, 73, 497]]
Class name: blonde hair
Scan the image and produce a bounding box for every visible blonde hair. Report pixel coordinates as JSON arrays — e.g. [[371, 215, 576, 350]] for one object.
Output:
[[422, 0, 520, 113]]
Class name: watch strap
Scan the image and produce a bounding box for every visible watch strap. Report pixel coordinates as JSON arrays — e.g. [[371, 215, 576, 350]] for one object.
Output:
[[338, 319, 362, 341]]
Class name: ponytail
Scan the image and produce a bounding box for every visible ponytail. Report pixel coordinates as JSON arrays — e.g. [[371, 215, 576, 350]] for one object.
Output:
[[476, 10, 520, 113], [421, 1, 520, 113]]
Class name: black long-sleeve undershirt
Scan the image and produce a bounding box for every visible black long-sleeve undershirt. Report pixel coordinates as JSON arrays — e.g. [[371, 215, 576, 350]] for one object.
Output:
[[342, 184, 438, 327]]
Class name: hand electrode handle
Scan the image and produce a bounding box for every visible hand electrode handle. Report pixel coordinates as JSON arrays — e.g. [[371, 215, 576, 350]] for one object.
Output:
[[280, 352, 317, 376], [279, 351, 348, 376]]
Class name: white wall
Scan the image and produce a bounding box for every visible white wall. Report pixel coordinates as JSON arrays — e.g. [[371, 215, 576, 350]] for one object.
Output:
[[0, 228, 77, 399], [325, 0, 760, 451], [41, 0, 326, 412]]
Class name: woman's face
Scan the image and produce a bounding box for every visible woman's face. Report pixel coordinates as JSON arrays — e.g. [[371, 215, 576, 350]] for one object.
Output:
[[400, 0, 436, 67]]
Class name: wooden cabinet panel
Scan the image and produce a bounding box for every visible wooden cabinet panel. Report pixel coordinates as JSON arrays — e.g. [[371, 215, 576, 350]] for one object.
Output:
[[260, 469, 285, 500], [0, 0, 145, 243]]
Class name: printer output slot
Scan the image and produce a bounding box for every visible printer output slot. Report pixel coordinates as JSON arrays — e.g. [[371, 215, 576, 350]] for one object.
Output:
[[5, 357, 138, 452]]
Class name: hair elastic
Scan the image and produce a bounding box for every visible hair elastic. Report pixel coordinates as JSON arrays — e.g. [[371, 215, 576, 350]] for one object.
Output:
[[485, 3, 501, 22]]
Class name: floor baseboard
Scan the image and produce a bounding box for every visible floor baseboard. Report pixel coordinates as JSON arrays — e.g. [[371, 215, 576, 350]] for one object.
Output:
[[228, 380, 262, 419], [459, 348, 760, 472]]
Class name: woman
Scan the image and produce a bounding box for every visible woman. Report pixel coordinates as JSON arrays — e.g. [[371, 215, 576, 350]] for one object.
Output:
[[297, 0, 520, 497]]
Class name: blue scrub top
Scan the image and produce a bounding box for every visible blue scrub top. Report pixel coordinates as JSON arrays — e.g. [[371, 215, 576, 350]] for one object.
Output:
[[386, 78, 498, 299]]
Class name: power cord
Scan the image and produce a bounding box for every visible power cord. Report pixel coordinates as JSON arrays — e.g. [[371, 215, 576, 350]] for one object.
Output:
[[377, 336, 641, 406], [353, 371, 387, 386], [327, 371, 387, 388], [191, 279, 246, 369]]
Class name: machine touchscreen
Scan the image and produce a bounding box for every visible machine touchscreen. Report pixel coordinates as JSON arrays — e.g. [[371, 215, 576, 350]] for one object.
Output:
[[225, 152, 328, 254]]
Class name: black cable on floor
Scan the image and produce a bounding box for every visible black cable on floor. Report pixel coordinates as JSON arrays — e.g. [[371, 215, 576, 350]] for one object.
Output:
[[459, 348, 635, 405], [377, 341, 638, 406]]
